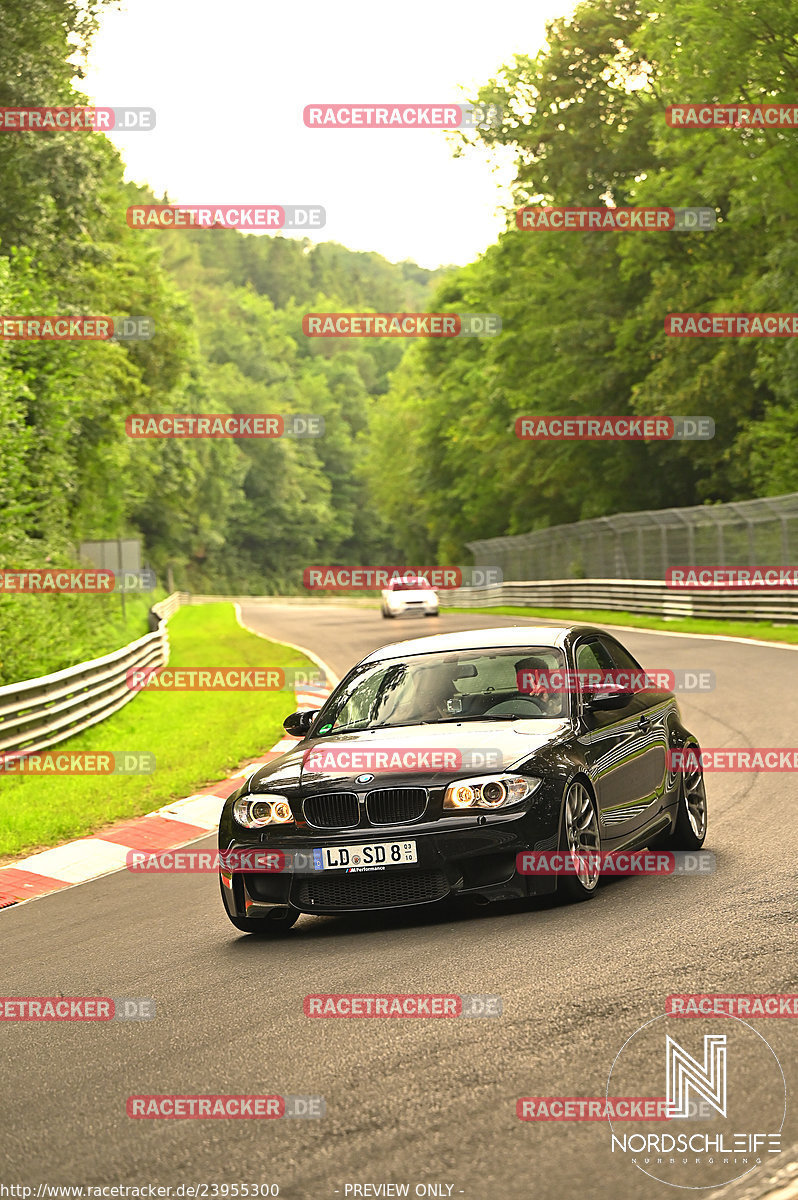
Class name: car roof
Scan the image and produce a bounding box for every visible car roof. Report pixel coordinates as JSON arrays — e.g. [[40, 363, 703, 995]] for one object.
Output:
[[358, 624, 610, 665]]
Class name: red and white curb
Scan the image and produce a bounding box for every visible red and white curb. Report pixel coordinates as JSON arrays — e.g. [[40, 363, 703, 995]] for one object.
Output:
[[0, 683, 333, 910]]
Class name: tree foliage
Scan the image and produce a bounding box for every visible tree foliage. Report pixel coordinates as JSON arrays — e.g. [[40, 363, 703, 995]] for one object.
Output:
[[3, 0, 798, 680], [0, 0, 447, 679], [363, 0, 798, 559]]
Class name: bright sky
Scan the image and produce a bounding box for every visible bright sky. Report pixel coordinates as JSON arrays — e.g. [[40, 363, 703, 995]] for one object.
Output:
[[81, 0, 578, 269]]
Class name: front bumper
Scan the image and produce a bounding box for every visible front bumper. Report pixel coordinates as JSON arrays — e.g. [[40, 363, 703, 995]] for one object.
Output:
[[220, 814, 558, 918], [387, 603, 438, 616]]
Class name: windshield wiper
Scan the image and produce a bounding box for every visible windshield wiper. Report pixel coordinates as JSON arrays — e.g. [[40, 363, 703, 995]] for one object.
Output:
[[432, 713, 541, 723], [321, 714, 545, 733], [369, 719, 440, 729], [320, 719, 425, 735]]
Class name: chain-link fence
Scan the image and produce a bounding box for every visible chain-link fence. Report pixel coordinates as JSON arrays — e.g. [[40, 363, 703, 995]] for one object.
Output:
[[467, 493, 798, 581]]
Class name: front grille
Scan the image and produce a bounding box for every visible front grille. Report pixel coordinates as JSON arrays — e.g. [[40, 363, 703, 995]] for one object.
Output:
[[366, 787, 427, 825], [303, 792, 359, 829], [294, 868, 449, 910]]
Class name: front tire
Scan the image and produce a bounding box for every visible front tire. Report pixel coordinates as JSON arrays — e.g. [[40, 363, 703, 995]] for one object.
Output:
[[381, 607, 394, 619], [558, 779, 602, 902]]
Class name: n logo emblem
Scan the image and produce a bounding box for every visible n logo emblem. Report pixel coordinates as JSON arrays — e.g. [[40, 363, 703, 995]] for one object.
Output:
[[666, 1034, 727, 1118]]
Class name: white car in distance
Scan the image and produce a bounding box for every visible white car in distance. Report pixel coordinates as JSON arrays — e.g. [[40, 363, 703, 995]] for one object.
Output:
[[381, 576, 440, 619]]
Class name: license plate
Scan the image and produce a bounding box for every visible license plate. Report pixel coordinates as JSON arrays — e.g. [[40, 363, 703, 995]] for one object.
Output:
[[314, 841, 417, 871]]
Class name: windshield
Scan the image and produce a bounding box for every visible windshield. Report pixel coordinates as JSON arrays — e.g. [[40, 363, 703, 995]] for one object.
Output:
[[390, 578, 430, 591], [311, 647, 569, 734]]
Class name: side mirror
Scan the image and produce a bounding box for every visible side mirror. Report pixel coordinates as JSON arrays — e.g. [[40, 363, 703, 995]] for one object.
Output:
[[283, 709, 319, 737], [583, 689, 634, 712]]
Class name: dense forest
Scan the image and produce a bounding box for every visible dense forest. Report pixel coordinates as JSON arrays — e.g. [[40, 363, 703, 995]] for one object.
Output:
[[1, 0, 796, 680], [366, 0, 798, 559]]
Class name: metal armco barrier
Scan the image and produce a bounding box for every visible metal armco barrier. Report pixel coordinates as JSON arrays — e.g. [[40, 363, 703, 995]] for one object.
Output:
[[445, 578, 798, 622], [467, 493, 798, 581], [3, 578, 790, 762], [0, 592, 189, 760]]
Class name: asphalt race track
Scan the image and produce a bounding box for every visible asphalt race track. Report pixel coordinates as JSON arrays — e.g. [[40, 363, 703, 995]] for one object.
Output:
[[2, 604, 797, 1199]]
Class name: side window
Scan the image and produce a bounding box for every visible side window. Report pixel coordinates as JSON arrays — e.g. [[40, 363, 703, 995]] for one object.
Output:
[[575, 639, 632, 720], [598, 636, 642, 671], [575, 640, 614, 674]]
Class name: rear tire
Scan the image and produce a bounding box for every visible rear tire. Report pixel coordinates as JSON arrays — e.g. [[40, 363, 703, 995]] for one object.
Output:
[[650, 749, 707, 850]]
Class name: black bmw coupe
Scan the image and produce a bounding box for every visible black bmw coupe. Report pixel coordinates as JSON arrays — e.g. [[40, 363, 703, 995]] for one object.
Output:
[[219, 625, 707, 934]]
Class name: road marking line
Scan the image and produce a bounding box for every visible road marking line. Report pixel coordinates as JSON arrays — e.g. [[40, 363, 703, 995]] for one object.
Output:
[[10, 838, 134, 883]]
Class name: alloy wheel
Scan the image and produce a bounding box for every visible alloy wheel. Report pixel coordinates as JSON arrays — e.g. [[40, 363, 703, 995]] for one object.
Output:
[[564, 781, 601, 890]]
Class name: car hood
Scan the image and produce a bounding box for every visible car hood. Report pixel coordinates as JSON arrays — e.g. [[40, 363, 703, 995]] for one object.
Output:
[[247, 718, 571, 794]]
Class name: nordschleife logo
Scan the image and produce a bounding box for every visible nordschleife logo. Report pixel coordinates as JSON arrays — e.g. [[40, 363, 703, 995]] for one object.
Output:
[[607, 1014, 785, 1188]]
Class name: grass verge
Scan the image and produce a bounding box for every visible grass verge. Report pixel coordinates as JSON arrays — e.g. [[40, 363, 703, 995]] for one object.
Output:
[[0, 604, 316, 860], [0, 590, 156, 688], [444, 604, 798, 644]]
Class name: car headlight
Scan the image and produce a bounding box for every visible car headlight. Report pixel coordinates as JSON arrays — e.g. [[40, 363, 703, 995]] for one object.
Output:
[[233, 793, 295, 828], [443, 774, 541, 811]]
